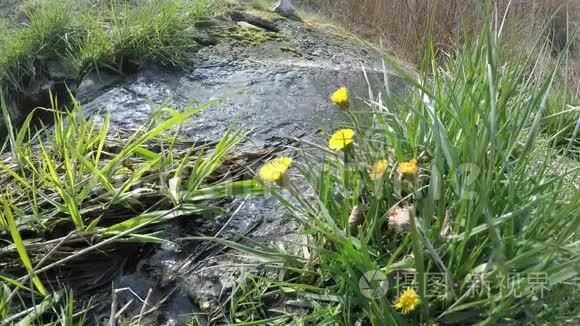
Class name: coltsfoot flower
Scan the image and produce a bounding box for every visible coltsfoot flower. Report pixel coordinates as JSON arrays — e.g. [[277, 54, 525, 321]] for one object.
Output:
[[398, 159, 419, 175], [368, 159, 389, 180], [328, 129, 355, 151], [259, 157, 292, 183], [393, 287, 420, 315], [331, 87, 349, 106]]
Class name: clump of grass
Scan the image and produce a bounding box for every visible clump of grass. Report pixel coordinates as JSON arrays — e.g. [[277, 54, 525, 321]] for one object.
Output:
[[72, 0, 206, 76], [0, 0, 75, 92], [208, 11, 580, 326], [0, 0, 217, 118]]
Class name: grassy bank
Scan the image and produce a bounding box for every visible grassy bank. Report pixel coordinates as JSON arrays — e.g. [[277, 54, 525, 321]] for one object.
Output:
[[0, 0, 276, 128], [0, 0, 210, 97]]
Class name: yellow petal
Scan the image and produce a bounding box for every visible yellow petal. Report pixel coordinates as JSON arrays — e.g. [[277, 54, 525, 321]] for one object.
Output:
[[368, 159, 389, 180], [398, 159, 419, 175], [393, 287, 420, 315], [259, 157, 292, 182], [331, 87, 349, 106], [328, 129, 355, 151]]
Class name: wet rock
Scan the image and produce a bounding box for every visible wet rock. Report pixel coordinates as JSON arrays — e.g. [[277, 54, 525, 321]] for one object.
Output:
[[272, 0, 300, 20], [228, 11, 280, 32], [76, 70, 122, 101], [46, 59, 70, 80], [193, 33, 219, 46]]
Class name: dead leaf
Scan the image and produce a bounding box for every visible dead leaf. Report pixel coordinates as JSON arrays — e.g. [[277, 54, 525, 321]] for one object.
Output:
[[348, 205, 365, 235], [387, 205, 412, 232]]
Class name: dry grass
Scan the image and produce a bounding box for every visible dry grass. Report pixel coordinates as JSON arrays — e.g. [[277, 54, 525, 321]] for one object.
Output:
[[297, 0, 580, 93]]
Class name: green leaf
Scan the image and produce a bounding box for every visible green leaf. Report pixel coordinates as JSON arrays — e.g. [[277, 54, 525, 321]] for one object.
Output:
[[101, 205, 222, 235], [0, 282, 10, 320], [185, 180, 265, 201], [134, 146, 160, 161], [14, 291, 63, 326], [1, 198, 47, 297]]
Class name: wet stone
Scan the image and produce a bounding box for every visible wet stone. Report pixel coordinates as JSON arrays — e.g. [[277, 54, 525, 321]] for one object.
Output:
[[193, 33, 219, 46]]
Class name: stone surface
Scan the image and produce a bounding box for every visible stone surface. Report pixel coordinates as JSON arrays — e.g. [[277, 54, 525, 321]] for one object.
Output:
[[229, 11, 280, 32], [272, 0, 299, 19], [76, 70, 123, 101]]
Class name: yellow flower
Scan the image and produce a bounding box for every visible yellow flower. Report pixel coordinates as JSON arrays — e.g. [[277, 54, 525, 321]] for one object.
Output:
[[331, 87, 349, 106], [368, 159, 389, 180], [259, 157, 292, 183], [398, 159, 419, 175], [328, 129, 355, 151], [394, 287, 420, 315]]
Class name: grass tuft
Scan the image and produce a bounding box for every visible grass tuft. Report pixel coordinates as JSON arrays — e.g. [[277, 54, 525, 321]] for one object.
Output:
[[0, 0, 216, 120]]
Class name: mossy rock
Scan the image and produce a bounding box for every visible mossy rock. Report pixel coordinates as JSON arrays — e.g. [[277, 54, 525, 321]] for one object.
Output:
[[211, 25, 284, 45]]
